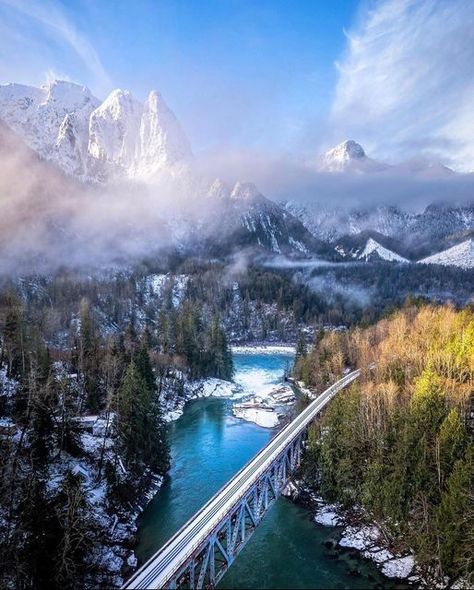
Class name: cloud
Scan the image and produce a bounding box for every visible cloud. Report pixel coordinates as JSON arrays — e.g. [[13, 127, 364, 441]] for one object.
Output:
[[0, 121, 199, 275], [196, 147, 474, 211], [308, 273, 372, 307], [330, 0, 474, 171], [0, 0, 111, 94]]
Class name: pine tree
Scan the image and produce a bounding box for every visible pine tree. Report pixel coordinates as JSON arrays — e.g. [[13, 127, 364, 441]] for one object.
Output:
[[78, 299, 100, 412], [2, 298, 25, 378], [294, 331, 307, 367], [136, 342, 156, 393], [437, 409, 468, 485], [436, 453, 473, 578], [206, 315, 233, 380], [115, 359, 169, 475], [53, 471, 93, 589]]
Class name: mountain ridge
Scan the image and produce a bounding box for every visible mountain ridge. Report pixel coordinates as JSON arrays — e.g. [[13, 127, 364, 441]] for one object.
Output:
[[1, 79, 473, 269], [0, 80, 192, 182]]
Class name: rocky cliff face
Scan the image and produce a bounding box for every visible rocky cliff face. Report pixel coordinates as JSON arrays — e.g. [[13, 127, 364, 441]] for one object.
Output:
[[0, 80, 191, 182]]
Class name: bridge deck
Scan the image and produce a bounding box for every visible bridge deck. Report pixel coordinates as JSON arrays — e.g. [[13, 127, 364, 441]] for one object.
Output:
[[123, 369, 361, 589]]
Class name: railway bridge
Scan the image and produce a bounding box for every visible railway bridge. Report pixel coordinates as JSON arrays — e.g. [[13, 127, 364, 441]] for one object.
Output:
[[123, 369, 361, 589]]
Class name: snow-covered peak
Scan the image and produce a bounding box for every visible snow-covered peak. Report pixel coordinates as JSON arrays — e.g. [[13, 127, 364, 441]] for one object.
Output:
[[42, 79, 96, 109], [0, 79, 100, 178], [88, 89, 142, 171], [358, 238, 408, 263], [137, 89, 192, 177], [319, 140, 366, 172], [418, 239, 474, 269], [326, 140, 366, 162], [93, 88, 139, 118], [0, 82, 43, 105], [230, 182, 260, 200], [318, 139, 389, 173], [0, 79, 192, 181], [207, 178, 231, 199]]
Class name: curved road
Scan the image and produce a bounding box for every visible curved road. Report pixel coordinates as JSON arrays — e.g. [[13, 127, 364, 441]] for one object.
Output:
[[124, 369, 361, 589]]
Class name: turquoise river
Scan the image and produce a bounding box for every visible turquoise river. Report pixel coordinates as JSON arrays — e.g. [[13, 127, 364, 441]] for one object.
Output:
[[136, 351, 408, 589]]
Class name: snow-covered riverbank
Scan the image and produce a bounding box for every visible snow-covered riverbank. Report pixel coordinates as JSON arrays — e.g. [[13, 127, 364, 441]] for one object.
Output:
[[233, 404, 280, 428], [161, 377, 239, 422], [232, 344, 295, 355], [232, 384, 296, 428], [231, 346, 295, 428], [311, 497, 421, 586], [160, 345, 296, 429]]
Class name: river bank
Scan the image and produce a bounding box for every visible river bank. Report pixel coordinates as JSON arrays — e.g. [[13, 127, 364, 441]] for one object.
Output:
[[286, 374, 467, 590], [285, 484, 417, 587], [159, 343, 297, 428], [292, 486, 470, 589]]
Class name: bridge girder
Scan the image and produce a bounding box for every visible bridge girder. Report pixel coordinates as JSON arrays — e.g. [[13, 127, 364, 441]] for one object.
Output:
[[165, 435, 303, 590]]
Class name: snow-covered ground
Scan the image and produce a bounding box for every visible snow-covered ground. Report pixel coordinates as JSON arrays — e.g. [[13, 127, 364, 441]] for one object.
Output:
[[314, 503, 343, 526], [340, 523, 414, 579], [161, 377, 239, 422], [418, 238, 474, 269], [233, 405, 280, 428], [358, 238, 409, 263], [143, 273, 189, 307], [314, 503, 415, 581], [161, 345, 296, 429], [232, 344, 295, 355]]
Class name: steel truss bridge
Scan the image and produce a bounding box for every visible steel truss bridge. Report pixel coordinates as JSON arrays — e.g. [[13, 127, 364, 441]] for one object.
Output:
[[123, 369, 361, 590]]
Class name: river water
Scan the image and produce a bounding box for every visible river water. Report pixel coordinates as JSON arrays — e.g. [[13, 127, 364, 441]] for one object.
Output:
[[136, 352, 406, 589]]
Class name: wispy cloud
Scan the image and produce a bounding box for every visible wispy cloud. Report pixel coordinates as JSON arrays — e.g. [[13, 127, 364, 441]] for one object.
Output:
[[330, 0, 474, 171], [0, 0, 111, 94]]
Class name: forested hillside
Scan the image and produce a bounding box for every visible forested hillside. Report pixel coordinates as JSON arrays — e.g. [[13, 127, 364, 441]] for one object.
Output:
[[0, 286, 233, 588], [296, 304, 473, 585], [1, 259, 473, 588]]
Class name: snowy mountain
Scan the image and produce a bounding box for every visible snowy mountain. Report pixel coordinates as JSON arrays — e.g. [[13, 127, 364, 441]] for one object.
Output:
[[162, 180, 334, 257], [418, 239, 474, 269], [316, 139, 455, 176], [0, 80, 191, 181], [317, 140, 388, 173], [0, 80, 99, 178], [1, 79, 472, 265], [357, 238, 408, 263], [282, 203, 411, 243], [283, 200, 474, 258]]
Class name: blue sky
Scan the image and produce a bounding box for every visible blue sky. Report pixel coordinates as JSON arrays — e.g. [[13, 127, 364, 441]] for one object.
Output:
[[0, 0, 473, 169], [0, 0, 357, 154]]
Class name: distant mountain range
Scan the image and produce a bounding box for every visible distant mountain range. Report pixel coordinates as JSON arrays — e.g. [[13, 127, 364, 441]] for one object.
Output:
[[0, 79, 472, 269]]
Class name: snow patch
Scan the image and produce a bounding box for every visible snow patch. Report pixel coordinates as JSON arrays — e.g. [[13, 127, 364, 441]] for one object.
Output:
[[232, 405, 279, 428], [232, 344, 295, 355], [339, 525, 380, 550], [418, 238, 474, 269], [314, 504, 343, 526], [381, 555, 414, 579], [358, 238, 408, 263]]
